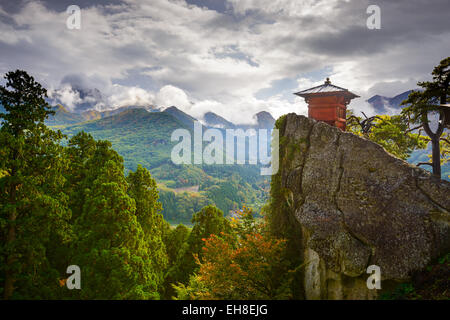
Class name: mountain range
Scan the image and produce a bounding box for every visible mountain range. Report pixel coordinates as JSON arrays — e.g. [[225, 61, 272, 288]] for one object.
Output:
[[47, 103, 276, 131], [45, 104, 161, 126], [367, 90, 414, 114], [46, 105, 275, 224], [6, 87, 416, 127]]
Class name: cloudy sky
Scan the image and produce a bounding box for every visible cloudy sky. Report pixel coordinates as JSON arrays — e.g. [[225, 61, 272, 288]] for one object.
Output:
[[0, 0, 449, 124]]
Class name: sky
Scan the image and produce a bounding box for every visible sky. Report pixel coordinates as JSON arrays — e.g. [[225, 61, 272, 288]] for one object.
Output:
[[0, 0, 449, 124]]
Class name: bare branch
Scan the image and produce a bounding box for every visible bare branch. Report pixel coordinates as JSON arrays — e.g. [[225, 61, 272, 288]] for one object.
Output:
[[417, 162, 433, 167], [405, 125, 423, 133], [347, 115, 362, 124]]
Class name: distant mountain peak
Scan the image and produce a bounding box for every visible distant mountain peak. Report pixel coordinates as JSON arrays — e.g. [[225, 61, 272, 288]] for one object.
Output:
[[164, 106, 180, 112], [163, 106, 193, 116], [162, 106, 197, 128], [367, 95, 383, 102], [203, 111, 235, 129], [119, 108, 149, 116], [254, 111, 275, 129], [54, 104, 69, 113], [367, 90, 414, 115], [201, 110, 276, 130]]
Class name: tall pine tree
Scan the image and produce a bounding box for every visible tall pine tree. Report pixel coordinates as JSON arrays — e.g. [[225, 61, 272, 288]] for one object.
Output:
[[0, 70, 71, 299], [70, 161, 160, 299], [127, 165, 168, 294]]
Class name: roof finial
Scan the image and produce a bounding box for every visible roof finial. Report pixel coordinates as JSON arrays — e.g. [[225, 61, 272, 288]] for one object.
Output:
[[325, 77, 331, 85]]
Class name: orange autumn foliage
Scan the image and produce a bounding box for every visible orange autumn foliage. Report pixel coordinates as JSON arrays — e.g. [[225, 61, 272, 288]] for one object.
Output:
[[189, 207, 293, 300]]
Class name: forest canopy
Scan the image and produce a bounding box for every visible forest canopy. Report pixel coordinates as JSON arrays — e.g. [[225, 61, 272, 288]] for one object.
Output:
[[0, 70, 291, 299]]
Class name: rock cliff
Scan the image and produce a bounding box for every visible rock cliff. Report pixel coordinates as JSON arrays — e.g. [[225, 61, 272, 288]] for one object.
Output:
[[273, 114, 450, 299]]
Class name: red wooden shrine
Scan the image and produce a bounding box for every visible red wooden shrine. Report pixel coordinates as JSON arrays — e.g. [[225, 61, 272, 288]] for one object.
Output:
[[295, 78, 359, 131]]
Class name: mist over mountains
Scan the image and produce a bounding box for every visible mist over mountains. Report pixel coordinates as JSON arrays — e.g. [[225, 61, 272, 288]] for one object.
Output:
[[47, 83, 160, 114], [46, 99, 276, 131], [366, 90, 414, 115], [41, 87, 450, 182], [50, 105, 274, 223], [1, 84, 427, 133], [2, 85, 421, 135], [48, 78, 105, 113], [46, 79, 416, 127], [46, 81, 279, 128]]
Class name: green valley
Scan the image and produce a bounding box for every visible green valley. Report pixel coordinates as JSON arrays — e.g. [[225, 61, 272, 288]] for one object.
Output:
[[50, 107, 270, 224]]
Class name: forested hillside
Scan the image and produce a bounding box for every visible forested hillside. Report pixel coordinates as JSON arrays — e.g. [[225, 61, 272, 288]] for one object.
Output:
[[0, 71, 291, 299], [44, 106, 271, 224]]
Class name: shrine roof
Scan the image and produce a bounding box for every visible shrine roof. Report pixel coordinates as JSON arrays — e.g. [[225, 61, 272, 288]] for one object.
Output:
[[294, 78, 360, 99]]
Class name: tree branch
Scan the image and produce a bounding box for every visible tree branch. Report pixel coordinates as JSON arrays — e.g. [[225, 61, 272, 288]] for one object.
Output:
[[417, 162, 433, 167], [421, 112, 436, 139], [405, 125, 423, 133], [436, 110, 446, 137]]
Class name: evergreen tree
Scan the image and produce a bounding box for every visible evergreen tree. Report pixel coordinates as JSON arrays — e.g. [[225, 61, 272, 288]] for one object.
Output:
[[0, 70, 71, 299], [64, 132, 123, 221], [70, 161, 160, 299], [401, 57, 450, 177], [164, 224, 190, 267], [161, 224, 190, 299], [127, 165, 168, 292]]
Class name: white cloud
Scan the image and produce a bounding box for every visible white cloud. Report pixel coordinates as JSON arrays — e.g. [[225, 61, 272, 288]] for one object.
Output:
[[48, 84, 82, 111], [107, 84, 155, 109], [155, 85, 192, 109], [1, 0, 449, 123], [178, 94, 308, 125], [226, 0, 342, 18]]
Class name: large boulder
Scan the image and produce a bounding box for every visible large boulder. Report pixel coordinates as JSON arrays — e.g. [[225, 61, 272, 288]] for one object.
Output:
[[276, 114, 450, 299]]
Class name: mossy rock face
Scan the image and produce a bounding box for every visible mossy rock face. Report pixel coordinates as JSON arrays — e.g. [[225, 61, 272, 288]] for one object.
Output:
[[275, 114, 450, 299]]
